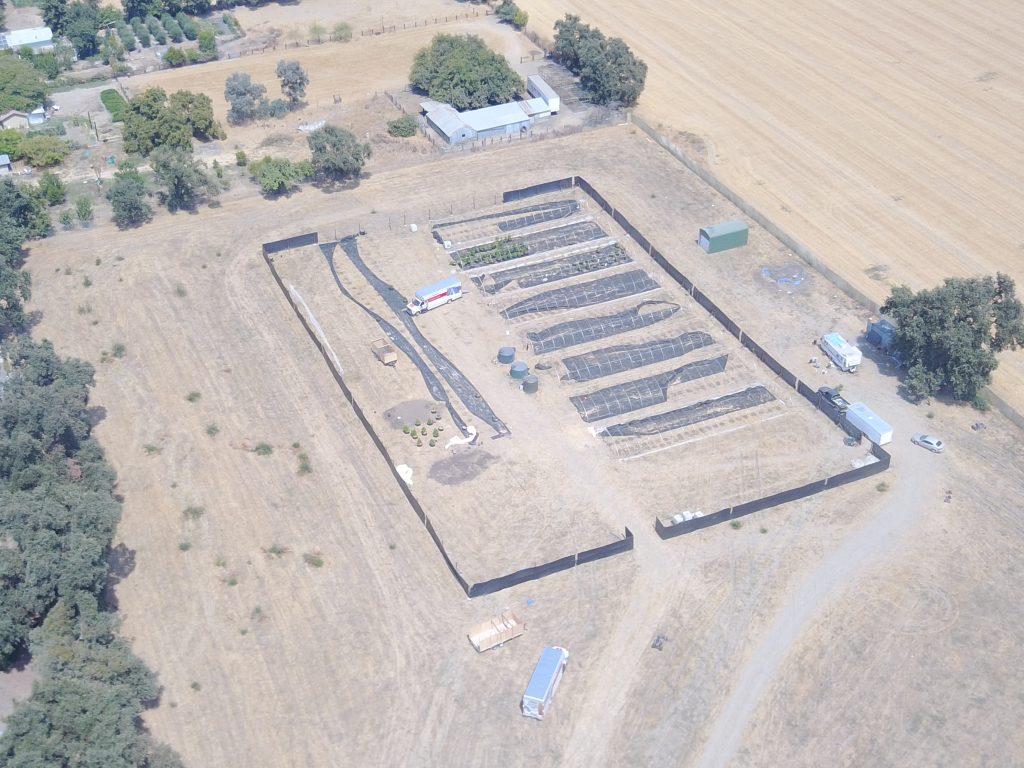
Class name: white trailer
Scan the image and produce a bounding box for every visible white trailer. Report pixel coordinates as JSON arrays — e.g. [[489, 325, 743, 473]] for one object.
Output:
[[521, 646, 569, 720], [820, 332, 862, 372], [845, 402, 893, 445]]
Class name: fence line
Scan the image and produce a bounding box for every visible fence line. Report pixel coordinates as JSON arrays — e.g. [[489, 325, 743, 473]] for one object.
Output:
[[261, 233, 633, 595], [498, 178, 893, 537]]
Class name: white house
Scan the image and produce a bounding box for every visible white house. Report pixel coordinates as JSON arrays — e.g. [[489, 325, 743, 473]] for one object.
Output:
[[0, 27, 55, 53]]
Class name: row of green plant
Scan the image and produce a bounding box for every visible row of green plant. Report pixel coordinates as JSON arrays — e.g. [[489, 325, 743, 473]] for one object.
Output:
[[454, 236, 530, 267]]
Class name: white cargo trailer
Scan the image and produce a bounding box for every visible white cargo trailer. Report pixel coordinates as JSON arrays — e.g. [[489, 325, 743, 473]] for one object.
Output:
[[845, 402, 893, 445], [521, 646, 569, 720], [820, 332, 862, 372]]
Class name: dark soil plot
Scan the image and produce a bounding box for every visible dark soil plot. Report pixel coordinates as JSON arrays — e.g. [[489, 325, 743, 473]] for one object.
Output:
[[570, 355, 729, 422], [600, 386, 776, 438], [472, 243, 630, 296], [497, 200, 581, 232], [452, 221, 607, 268], [501, 269, 659, 320], [528, 300, 681, 354], [560, 331, 715, 383], [431, 199, 579, 233]]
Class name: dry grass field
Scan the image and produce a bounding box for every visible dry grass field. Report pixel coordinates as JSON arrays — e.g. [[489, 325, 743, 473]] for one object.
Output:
[[517, 0, 1024, 415], [12, 2, 1024, 764], [21, 117, 1024, 766]]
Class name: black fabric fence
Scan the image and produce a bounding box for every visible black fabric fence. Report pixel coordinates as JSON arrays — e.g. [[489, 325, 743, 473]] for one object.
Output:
[[264, 235, 633, 594], [502, 177, 574, 204], [263, 240, 469, 595], [467, 528, 634, 597], [263, 232, 319, 255], [500, 177, 895, 539]]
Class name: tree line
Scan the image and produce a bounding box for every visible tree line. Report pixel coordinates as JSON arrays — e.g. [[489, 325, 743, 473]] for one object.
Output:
[[0, 181, 183, 764], [553, 14, 648, 107]]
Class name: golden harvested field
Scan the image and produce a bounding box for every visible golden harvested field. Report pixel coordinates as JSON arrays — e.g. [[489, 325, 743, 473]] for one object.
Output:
[[517, 0, 1024, 412]]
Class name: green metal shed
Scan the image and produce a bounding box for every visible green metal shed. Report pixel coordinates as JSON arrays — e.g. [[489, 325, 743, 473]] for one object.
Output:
[[698, 220, 749, 253]]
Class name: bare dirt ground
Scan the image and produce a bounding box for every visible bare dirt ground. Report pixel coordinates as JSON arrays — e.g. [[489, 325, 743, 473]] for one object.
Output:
[[22, 117, 1024, 767], [272, 187, 849, 581], [516, 0, 1024, 418]]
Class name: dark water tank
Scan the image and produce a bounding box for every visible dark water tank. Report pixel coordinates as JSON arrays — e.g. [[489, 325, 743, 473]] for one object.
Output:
[[510, 361, 529, 380], [522, 374, 539, 394], [498, 346, 516, 364]]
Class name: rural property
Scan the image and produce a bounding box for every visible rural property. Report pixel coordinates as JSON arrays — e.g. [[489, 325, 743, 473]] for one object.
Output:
[[2, 0, 1023, 767]]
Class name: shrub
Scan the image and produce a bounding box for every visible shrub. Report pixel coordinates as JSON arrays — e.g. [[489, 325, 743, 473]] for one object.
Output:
[[74, 195, 93, 223], [205, 423, 219, 437], [387, 114, 417, 138], [163, 46, 186, 67], [303, 552, 324, 568], [161, 15, 184, 43], [146, 15, 166, 45], [185, 390, 201, 402], [235, 149, 248, 166], [38, 171, 66, 205], [253, 442, 272, 456], [18, 135, 71, 167], [177, 12, 199, 41], [332, 21, 352, 41]]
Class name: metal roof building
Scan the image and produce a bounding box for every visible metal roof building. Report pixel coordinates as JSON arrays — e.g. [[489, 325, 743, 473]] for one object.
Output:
[[527, 75, 560, 113], [0, 27, 54, 52], [421, 78, 559, 145]]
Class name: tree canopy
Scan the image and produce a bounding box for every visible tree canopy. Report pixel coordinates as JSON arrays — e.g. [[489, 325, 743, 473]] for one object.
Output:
[[65, 1, 102, 58], [249, 155, 312, 196], [881, 274, 1024, 404], [410, 33, 523, 110], [553, 15, 647, 106], [307, 124, 370, 181], [275, 59, 308, 105], [123, 87, 224, 156], [150, 144, 218, 211], [0, 178, 181, 768], [106, 160, 153, 228], [224, 71, 266, 124], [0, 56, 49, 113]]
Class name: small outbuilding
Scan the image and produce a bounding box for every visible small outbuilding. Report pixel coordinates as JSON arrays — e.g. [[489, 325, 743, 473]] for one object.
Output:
[[0, 111, 29, 131], [28, 106, 46, 126], [527, 75, 560, 113], [698, 219, 749, 253], [0, 155, 12, 175]]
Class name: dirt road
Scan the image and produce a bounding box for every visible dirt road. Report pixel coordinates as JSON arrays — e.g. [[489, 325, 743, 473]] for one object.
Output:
[[694, 442, 936, 768]]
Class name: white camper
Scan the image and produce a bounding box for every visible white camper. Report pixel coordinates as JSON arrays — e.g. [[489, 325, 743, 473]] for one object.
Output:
[[845, 402, 893, 445], [820, 332, 862, 372], [522, 646, 569, 720]]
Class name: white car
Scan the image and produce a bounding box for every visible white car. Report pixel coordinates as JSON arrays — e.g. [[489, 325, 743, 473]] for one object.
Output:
[[911, 434, 944, 453]]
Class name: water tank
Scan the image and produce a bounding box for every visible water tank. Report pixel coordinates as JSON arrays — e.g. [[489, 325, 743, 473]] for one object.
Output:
[[498, 346, 516, 364], [510, 361, 529, 380], [522, 374, 539, 393]]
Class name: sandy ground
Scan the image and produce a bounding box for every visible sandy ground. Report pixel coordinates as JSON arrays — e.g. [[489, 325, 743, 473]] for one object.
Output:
[[19, 118, 1023, 767], [516, 0, 1024, 417]]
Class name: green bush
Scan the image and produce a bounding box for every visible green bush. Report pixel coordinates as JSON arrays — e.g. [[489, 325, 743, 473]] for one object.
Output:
[[100, 88, 127, 122], [386, 114, 417, 138], [163, 46, 186, 67]]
